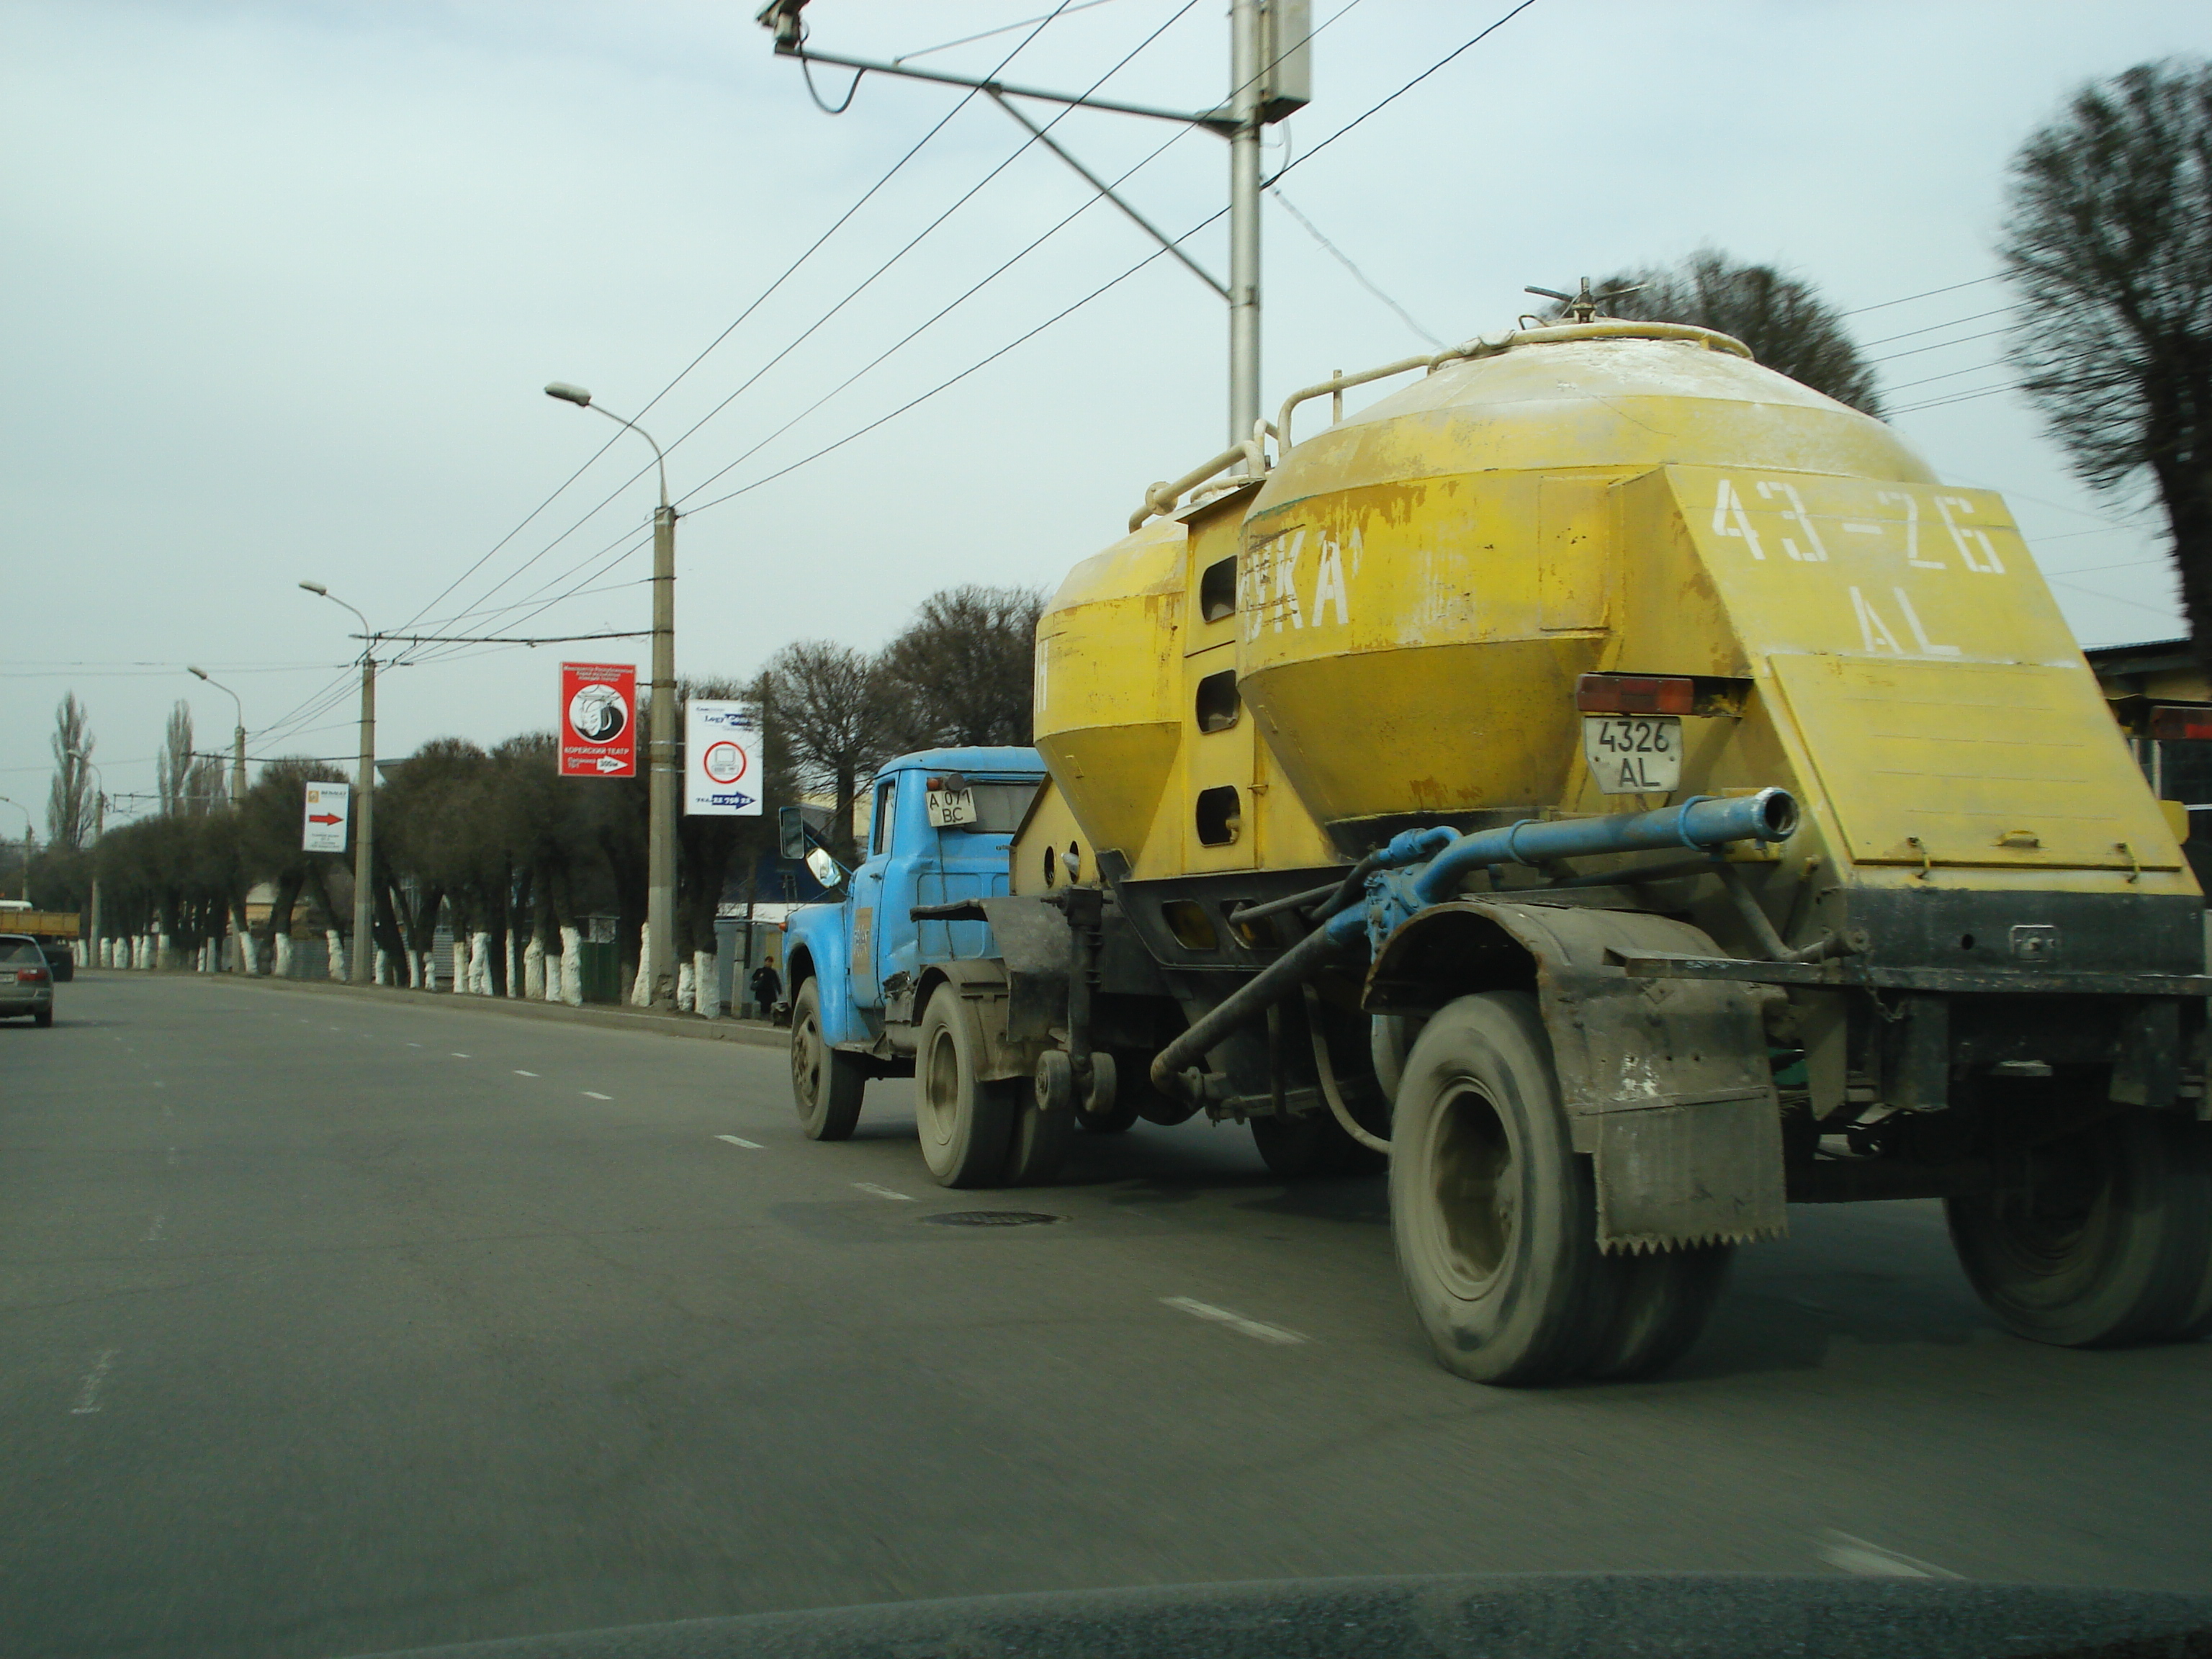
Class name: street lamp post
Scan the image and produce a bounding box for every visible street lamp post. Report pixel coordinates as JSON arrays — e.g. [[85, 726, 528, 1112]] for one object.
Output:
[[300, 582, 379, 986], [187, 666, 248, 807], [545, 382, 679, 1011], [188, 667, 250, 972]]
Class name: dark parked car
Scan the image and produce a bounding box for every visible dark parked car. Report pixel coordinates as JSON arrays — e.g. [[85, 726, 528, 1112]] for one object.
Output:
[[0, 935, 56, 1026]]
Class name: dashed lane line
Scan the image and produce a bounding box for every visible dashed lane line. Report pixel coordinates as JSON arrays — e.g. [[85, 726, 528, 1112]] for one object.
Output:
[[451, 1053, 471, 1059], [853, 1182, 916, 1202], [71, 1350, 118, 1416], [716, 1135, 763, 1149], [1817, 1531, 1961, 1579], [583, 1092, 613, 1101], [1161, 1296, 1308, 1346], [514, 1070, 539, 1077]]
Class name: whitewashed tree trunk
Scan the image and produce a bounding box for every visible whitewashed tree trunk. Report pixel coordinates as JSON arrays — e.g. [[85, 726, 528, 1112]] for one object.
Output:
[[451, 938, 467, 993], [559, 925, 583, 1006], [506, 935, 520, 998], [630, 923, 652, 1007], [376, 948, 393, 986], [423, 950, 439, 992], [676, 961, 695, 1013], [523, 939, 545, 1000], [467, 930, 490, 995], [696, 949, 719, 1019], [274, 932, 292, 977], [327, 929, 346, 981]]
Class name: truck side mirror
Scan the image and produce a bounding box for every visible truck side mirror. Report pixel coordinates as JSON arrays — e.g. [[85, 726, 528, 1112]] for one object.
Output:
[[779, 806, 808, 861], [804, 846, 848, 892]]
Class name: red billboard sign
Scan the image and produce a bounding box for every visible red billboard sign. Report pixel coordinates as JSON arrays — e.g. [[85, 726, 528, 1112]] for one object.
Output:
[[559, 662, 637, 778]]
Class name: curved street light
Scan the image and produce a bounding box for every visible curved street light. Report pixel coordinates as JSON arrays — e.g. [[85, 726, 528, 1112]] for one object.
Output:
[[188, 665, 248, 808], [299, 581, 380, 986], [544, 382, 680, 1009]]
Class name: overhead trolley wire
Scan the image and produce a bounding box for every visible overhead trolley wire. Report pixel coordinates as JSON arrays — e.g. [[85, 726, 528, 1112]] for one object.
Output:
[[421, 1, 1200, 650], [387, 4, 1087, 657], [674, 0, 1542, 523]]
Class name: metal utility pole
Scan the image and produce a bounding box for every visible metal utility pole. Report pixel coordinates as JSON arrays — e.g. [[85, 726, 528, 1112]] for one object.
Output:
[[300, 582, 379, 985], [188, 666, 248, 806], [546, 382, 680, 1010], [756, 0, 1309, 460], [1226, 0, 1264, 450]]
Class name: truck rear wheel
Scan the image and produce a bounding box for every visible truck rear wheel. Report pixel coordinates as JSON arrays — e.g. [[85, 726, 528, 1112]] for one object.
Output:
[[1582, 1244, 1733, 1381], [789, 979, 864, 1141], [1388, 991, 1609, 1386], [1947, 1108, 2212, 1347], [915, 986, 1015, 1188]]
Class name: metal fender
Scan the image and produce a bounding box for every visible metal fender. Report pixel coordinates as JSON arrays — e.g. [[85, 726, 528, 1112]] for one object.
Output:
[[1367, 899, 1786, 1253], [784, 907, 876, 1050]]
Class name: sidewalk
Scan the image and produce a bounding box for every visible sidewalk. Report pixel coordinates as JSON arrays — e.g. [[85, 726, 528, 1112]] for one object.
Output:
[[75, 967, 790, 1051]]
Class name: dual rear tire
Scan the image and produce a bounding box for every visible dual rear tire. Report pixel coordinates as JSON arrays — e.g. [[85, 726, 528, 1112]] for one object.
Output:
[[1388, 992, 1731, 1386], [1946, 1107, 2212, 1347]]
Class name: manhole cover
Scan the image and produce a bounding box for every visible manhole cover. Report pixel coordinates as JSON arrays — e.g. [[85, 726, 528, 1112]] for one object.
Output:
[[920, 1210, 1066, 1228]]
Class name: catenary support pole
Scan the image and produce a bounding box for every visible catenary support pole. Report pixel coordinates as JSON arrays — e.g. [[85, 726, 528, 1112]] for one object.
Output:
[[1226, 0, 1263, 453], [353, 653, 376, 985], [647, 502, 678, 1010]]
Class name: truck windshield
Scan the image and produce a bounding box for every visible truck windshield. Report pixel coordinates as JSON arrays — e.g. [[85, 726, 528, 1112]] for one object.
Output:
[[950, 781, 1041, 834]]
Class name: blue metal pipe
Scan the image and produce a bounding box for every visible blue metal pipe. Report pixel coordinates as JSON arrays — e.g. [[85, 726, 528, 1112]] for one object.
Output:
[[1411, 788, 1797, 907], [1154, 788, 1798, 1104]]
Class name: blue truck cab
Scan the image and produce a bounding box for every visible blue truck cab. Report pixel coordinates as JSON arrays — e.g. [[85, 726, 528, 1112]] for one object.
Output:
[[783, 747, 1046, 1134]]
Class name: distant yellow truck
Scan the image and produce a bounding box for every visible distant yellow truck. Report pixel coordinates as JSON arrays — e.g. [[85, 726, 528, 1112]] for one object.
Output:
[[0, 903, 78, 981]]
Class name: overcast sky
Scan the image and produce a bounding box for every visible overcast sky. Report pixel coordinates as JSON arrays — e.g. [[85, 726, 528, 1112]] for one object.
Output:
[[5, 0, 2208, 830]]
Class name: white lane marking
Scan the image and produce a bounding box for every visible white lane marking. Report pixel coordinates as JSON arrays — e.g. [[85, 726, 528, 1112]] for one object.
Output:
[[143, 1214, 165, 1242], [327, 1025, 341, 1032], [71, 1350, 118, 1415], [1817, 1531, 1960, 1579], [583, 1091, 612, 1101], [716, 1134, 763, 1149], [1161, 1296, 1308, 1346], [451, 1053, 471, 1059], [853, 1182, 916, 1202], [407, 1043, 421, 1048], [513, 1070, 539, 1077], [1840, 521, 1882, 534]]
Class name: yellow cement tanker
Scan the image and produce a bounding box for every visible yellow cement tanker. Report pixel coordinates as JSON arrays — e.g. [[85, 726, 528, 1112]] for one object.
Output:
[[1007, 315, 2211, 1385]]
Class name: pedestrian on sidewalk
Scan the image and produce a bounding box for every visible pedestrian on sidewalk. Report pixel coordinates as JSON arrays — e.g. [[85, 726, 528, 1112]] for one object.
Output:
[[750, 959, 784, 1025]]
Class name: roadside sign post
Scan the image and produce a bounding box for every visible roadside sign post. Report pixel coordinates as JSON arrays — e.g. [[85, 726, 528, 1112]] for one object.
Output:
[[559, 663, 639, 778], [302, 781, 350, 854], [685, 701, 763, 817]]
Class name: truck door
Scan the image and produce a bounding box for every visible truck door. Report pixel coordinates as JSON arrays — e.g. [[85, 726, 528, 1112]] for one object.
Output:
[[847, 774, 897, 1007]]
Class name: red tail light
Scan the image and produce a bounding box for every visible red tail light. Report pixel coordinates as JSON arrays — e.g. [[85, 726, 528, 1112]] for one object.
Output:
[[2150, 705, 2212, 742], [1575, 673, 1694, 716], [15, 968, 48, 984]]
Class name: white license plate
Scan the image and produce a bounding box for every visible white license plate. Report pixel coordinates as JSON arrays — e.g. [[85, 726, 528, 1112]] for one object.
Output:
[[1582, 714, 1682, 795], [925, 787, 978, 828]]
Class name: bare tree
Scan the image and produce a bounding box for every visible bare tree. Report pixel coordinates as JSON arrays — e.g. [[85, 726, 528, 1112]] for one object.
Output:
[[47, 694, 95, 848], [1559, 249, 1883, 415], [2000, 60, 2212, 674], [158, 702, 194, 817], [877, 584, 1046, 751], [765, 640, 894, 863]]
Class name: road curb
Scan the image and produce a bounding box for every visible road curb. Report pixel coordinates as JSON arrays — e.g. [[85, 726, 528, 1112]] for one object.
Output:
[[76, 968, 789, 1051]]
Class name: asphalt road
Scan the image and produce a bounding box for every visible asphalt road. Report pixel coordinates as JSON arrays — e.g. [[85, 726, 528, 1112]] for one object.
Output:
[[5, 972, 2211, 1659]]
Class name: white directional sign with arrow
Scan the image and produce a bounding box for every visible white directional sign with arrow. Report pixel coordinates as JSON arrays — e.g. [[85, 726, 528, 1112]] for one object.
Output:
[[302, 781, 350, 853]]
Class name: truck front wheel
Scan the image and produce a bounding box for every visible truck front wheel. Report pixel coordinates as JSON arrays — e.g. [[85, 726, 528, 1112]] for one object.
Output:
[[1946, 1109, 2212, 1347], [1389, 992, 1611, 1386], [915, 986, 1016, 1188], [790, 979, 865, 1141]]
